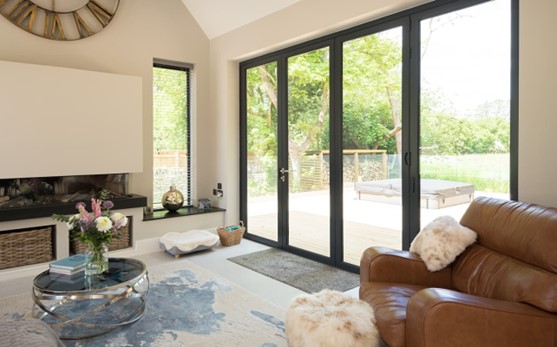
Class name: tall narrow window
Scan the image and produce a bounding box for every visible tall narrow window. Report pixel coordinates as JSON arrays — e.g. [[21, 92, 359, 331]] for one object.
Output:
[[153, 60, 192, 209]]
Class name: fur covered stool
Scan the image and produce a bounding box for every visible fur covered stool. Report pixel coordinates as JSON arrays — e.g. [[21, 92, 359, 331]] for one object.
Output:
[[285, 289, 379, 347]]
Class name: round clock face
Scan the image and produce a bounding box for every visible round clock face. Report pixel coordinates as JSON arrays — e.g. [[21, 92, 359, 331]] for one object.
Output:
[[0, 0, 120, 41]]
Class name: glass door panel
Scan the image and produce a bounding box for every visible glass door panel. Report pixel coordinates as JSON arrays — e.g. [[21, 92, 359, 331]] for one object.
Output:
[[246, 62, 279, 242], [419, 0, 511, 228], [286, 47, 331, 257], [342, 27, 404, 265]]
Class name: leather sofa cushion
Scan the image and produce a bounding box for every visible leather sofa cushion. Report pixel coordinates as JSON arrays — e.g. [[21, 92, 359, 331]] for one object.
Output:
[[460, 197, 557, 273], [406, 288, 557, 347], [452, 244, 557, 312], [360, 282, 426, 347]]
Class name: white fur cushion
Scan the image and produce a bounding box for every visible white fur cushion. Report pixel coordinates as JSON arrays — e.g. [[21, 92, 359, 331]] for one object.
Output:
[[410, 215, 477, 272], [285, 289, 379, 347]]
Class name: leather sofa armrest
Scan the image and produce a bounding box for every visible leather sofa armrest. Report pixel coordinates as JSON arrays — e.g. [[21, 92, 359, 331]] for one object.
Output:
[[360, 246, 452, 288], [406, 288, 557, 347]]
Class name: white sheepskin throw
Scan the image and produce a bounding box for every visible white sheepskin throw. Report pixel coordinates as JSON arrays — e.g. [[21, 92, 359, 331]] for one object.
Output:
[[410, 215, 477, 272], [285, 289, 379, 347]]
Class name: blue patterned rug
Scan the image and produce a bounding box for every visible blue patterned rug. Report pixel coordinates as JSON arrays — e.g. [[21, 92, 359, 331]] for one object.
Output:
[[0, 260, 286, 346]]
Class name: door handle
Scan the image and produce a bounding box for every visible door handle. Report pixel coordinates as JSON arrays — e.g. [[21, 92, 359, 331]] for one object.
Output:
[[404, 152, 411, 166], [280, 168, 289, 182]]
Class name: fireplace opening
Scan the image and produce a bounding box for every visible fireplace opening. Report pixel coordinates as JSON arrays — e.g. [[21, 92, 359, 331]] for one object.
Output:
[[0, 174, 129, 209], [0, 174, 147, 222]]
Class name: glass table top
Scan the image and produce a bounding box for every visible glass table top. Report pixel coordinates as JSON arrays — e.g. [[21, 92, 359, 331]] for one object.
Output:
[[34, 258, 147, 293]]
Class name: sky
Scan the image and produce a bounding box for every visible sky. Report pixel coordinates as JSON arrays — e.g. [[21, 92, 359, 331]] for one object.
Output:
[[420, 0, 511, 116]]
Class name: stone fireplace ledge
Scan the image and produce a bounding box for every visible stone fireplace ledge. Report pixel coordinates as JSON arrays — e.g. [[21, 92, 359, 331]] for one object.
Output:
[[0, 194, 147, 222]]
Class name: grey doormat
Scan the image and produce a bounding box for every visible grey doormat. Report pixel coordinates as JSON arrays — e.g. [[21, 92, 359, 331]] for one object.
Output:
[[228, 248, 359, 293]]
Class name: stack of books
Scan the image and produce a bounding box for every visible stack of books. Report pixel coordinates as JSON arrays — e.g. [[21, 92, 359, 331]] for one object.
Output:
[[49, 254, 87, 275]]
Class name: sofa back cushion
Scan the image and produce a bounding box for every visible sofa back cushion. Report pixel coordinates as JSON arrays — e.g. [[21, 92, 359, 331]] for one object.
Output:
[[452, 244, 557, 312], [454, 197, 557, 312]]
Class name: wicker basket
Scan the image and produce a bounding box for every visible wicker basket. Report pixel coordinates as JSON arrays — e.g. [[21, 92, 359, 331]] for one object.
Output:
[[217, 221, 245, 246], [0, 226, 54, 270], [70, 220, 131, 254]]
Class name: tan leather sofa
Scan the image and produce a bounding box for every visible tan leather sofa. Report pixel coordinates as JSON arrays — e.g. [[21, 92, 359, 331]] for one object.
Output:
[[360, 197, 557, 346]]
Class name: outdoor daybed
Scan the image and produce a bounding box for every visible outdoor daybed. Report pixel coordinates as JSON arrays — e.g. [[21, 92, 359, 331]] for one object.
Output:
[[354, 178, 475, 209]]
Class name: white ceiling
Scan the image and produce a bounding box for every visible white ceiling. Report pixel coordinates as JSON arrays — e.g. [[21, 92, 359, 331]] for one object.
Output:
[[180, 0, 302, 39]]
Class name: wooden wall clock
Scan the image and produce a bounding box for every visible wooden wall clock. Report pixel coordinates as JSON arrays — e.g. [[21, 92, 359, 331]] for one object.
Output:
[[0, 0, 119, 41]]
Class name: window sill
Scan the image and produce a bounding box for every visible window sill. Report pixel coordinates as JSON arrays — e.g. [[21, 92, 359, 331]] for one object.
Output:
[[143, 206, 225, 222]]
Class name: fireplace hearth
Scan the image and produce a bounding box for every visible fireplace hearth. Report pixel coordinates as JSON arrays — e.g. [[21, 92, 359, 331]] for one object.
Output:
[[0, 174, 147, 222]]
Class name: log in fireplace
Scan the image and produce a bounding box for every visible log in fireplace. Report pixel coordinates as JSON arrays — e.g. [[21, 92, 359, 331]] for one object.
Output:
[[0, 174, 147, 222]]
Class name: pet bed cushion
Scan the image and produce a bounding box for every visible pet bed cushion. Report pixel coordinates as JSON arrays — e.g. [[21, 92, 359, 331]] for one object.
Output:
[[160, 230, 219, 257]]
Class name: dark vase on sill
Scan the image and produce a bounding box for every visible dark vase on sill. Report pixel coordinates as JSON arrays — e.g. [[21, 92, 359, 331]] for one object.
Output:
[[161, 185, 184, 212]]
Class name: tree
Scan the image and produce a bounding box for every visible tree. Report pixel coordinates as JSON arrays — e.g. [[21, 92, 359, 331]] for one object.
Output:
[[246, 36, 404, 189], [420, 93, 510, 155], [153, 67, 189, 152], [286, 48, 330, 185], [249, 50, 330, 187], [245, 63, 279, 195], [245, 25, 510, 191], [342, 31, 402, 153], [246, 62, 278, 159]]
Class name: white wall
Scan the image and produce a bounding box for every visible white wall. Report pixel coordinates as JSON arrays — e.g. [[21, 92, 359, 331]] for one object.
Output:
[[0, 0, 210, 205], [518, 0, 557, 207], [0, 60, 142, 179], [209, 0, 557, 224], [0, 0, 224, 241]]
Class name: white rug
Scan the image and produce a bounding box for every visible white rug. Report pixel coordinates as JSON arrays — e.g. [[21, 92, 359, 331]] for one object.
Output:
[[0, 260, 286, 346]]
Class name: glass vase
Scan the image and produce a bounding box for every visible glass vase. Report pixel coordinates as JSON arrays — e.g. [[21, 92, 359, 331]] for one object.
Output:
[[85, 243, 109, 276]]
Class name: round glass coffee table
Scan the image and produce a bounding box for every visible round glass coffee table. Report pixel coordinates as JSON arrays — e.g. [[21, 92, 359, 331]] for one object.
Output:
[[32, 258, 149, 340]]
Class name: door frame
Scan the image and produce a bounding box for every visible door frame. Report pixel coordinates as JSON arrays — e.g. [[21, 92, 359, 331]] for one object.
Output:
[[278, 40, 336, 265], [239, 0, 518, 272], [407, 0, 518, 244]]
